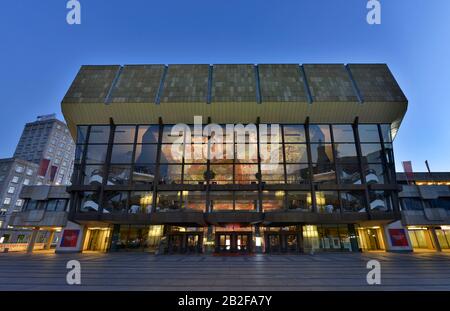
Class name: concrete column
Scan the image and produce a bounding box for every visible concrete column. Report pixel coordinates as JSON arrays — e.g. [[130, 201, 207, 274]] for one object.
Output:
[[430, 228, 442, 252], [26, 228, 40, 254], [45, 230, 55, 250]]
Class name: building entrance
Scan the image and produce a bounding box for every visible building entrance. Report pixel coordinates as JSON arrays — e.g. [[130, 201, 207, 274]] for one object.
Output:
[[215, 232, 252, 253], [83, 228, 111, 252], [265, 232, 301, 253], [167, 232, 203, 254]]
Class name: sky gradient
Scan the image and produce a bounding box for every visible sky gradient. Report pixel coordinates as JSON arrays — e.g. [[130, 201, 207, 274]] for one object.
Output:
[[0, 0, 449, 172]]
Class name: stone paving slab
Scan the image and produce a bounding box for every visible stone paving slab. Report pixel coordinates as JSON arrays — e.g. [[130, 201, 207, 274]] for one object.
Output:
[[0, 252, 449, 291]]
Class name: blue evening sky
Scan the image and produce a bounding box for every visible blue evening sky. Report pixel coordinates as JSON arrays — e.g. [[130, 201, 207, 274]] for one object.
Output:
[[0, 0, 449, 172]]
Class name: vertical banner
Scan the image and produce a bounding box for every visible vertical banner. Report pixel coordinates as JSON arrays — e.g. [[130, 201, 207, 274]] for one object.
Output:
[[402, 161, 414, 185]]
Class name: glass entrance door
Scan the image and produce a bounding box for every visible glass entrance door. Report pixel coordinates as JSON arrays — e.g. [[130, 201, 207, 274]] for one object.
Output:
[[216, 232, 252, 253], [265, 232, 300, 253]]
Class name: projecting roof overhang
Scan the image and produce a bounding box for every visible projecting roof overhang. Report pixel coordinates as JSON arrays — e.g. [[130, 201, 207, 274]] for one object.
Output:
[[61, 63, 408, 140]]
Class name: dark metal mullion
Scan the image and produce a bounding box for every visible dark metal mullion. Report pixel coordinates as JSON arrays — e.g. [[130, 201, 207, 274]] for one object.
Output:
[[206, 117, 212, 213], [256, 117, 263, 213], [99, 119, 116, 215], [151, 119, 164, 213], [330, 125, 343, 214], [281, 125, 289, 210], [71, 125, 91, 218], [305, 119, 317, 213], [353, 118, 371, 219], [127, 125, 139, 213]]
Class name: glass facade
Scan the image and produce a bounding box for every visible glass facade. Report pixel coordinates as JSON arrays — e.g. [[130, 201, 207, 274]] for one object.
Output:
[[72, 123, 396, 215]]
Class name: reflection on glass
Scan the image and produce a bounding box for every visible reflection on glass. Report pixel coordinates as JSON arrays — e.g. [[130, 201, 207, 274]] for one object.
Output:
[[129, 192, 153, 214], [310, 143, 334, 163], [88, 126, 110, 144], [159, 164, 182, 184], [114, 126, 136, 144], [135, 144, 158, 164], [337, 163, 362, 184], [334, 143, 358, 162], [85, 145, 107, 164], [211, 191, 234, 211], [132, 165, 156, 185], [235, 164, 258, 184], [316, 191, 339, 213], [79, 192, 101, 213], [363, 163, 388, 184], [82, 165, 104, 185], [369, 191, 392, 212], [235, 191, 258, 210], [341, 191, 366, 212], [284, 144, 308, 162], [287, 191, 311, 211], [183, 164, 206, 184], [263, 191, 285, 211], [104, 192, 128, 213], [137, 125, 159, 144], [181, 191, 205, 211], [283, 125, 306, 142], [380, 124, 392, 143], [156, 191, 181, 211], [111, 144, 134, 163], [309, 125, 331, 143], [360, 143, 383, 163], [108, 165, 131, 185], [358, 124, 380, 142], [332, 125, 354, 142], [210, 164, 233, 184], [261, 164, 284, 184], [77, 126, 88, 144], [286, 164, 310, 184]]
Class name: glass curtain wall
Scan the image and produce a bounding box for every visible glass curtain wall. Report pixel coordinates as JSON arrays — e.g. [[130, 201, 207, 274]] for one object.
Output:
[[73, 123, 396, 214]]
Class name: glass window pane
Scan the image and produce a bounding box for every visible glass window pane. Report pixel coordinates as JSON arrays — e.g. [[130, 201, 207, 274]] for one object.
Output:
[[361, 143, 383, 163], [235, 191, 258, 211], [263, 191, 285, 211], [88, 126, 110, 144], [79, 192, 100, 213], [369, 191, 392, 212], [358, 124, 380, 143], [82, 165, 105, 185], [235, 164, 258, 184], [75, 144, 85, 164], [287, 191, 311, 212], [380, 124, 392, 143], [235, 144, 258, 163], [283, 125, 306, 143], [284, 144, 308, 163], [104, 192, 128, 213], [132, 165, 156, 185], [313, 163, 336, 184], [180, 191, 206, 211], [107, 165, 131, 185], [311, 143, 334, 163], [309, 125, 331, 143], [316, 191, 339, 213], [159, 164, 182, 184], [210, 191, 234, 211], [260, 144, 283, 164], [341, 191, 366, 212], [286, 164, 310, 184], [401, 198, 423, 211], [114, 126, 136, 144], [337, 163, 361, 184], [363, 163, 389, 184], [111, 144, 134, 163], [160, 144, 184, 163], [335, 143, 358, 163], [135, 144, 158, 164], [156, 191, 181, 211], [183, 164, 207, 184], [137, 125, 159, 144], [129, 192, 153, 214], [210, 164, 233, 184], [77, 126, 88, 144], [332, 125, 354, 143], [261, 164, 285, 184], [85, 145, 107, 164]]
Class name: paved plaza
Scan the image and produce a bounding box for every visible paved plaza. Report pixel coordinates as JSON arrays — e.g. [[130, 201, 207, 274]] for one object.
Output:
[[0, 252, 450, 290]]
